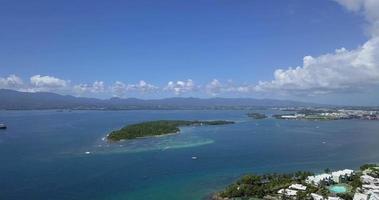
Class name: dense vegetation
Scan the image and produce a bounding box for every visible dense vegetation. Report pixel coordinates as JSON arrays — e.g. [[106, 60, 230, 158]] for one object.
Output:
[[247, 112, 267, 119], [218, 171, 313, 199], [217, 164, 378, 200], [107, 120, 234, 141], [360, 163, 378, 171], [360, 163, 379, 178]]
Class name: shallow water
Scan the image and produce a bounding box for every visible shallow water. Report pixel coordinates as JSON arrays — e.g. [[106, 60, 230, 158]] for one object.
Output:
[[0, 110, 379, 200]]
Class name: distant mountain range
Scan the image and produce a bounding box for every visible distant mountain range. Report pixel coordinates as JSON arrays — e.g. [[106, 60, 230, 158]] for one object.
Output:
[[0, 89, 320, 110]]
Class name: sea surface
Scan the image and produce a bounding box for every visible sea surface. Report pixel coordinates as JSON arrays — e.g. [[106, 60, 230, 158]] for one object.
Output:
[[0, 110, 379, 200]]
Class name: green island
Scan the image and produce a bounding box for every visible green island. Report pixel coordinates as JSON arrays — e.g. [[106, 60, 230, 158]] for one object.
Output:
[[247, 112, 267, 119], [107, 120, 235, 141], [213, 163, 379, 200]]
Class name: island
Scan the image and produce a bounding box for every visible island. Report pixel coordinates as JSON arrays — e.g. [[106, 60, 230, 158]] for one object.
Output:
[[247, 112, 267, 119], [212, 163, 379, 200], [107, 120, 235, 141]]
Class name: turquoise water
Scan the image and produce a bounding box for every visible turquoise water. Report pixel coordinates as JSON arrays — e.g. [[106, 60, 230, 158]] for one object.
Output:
[[329, 185, 348, 193], [0, 110, 379, 200]]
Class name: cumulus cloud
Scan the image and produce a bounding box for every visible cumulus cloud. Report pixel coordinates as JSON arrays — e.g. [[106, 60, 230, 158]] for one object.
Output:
[[111, 81, 127, 97], [92, 81, 105, 92], [30, 75, 68, 90], [205, 79, 223, 95], [110, 80, 158, 97], [0, 74, 74, 93], [127, 80, 158, 93], [0, 74, 24, 89], [165, 79, 197, 95], [335, 0, 379, 36], [1, 74, 71, 92], [255, 0, 379, 95], [73, 81, 105, 94], [206, 79, 255, 95]]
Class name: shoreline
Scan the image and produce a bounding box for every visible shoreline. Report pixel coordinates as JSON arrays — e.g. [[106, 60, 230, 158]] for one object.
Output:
[[211, 163, 379, 200]]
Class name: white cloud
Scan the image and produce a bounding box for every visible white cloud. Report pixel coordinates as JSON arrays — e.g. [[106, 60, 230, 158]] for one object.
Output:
[[30, 75, 68, 89], [205, 79, 222, 95], [111, 81, 127, 97], [1, 74, 72, 93], [205, 79, 255, 95], [92, 81, 105, 93], [335, 0, 379, 36], [254, 0, 379, 96], [165, 79, 196, 95], [73, 81, 105, 94], [127, 80, 158, 93], [0, 74, 24, 89], [110, 80, 158, 97]]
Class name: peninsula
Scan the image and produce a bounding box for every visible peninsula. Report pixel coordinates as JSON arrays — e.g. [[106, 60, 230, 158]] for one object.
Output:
[[107, 120, 235, 141]]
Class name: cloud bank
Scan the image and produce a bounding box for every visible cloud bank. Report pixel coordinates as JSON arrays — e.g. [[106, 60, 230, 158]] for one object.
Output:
[[73, 81, 105, 95], [165, 79, 197, 95], [255, 0, 379, 95], [110, 80, 158, 97]]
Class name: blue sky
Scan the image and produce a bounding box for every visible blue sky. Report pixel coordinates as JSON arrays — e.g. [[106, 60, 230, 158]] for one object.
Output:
[[1, 0, 379, 105]]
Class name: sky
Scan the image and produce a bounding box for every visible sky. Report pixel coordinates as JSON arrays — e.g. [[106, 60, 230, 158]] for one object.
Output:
[[0, 0, 379, 105]]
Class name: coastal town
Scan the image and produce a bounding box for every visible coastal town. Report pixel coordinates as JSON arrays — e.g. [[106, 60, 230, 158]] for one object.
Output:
[[273, 108, 379, 121], [213, 164, 379, 200]]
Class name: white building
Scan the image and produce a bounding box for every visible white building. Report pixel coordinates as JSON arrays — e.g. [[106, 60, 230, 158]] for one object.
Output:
[[289, 183, 307, 191], [311, 193, 324, 200], [362, 175, 379, 185], [277, 183, 307, 198], [281, 115, 298, 119], [328, 197, 343, 200], [307, 174, 333, 186], [331, 169, 354, 183], [369, 192, 379, 200], [354, 193, 368, 200], [311, 193, 342, 200], [363, 184, 379, 191], [278, 189, 298, 196]]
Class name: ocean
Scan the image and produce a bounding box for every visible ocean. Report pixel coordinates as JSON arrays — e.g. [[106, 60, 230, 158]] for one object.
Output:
[[1, 110, 379, 200]]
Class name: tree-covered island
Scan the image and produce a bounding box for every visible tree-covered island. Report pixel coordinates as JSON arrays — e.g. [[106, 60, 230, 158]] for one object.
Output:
[[247, 112, 267, 119], [107, 120, 235, 141]]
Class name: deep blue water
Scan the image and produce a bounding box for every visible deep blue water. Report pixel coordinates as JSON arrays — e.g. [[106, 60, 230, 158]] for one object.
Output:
[[0, 110, 379, 200]]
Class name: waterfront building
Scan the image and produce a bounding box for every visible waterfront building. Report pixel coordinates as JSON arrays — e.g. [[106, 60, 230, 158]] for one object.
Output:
[[331, 169, 354, 183], [307, 174, 333, 186]]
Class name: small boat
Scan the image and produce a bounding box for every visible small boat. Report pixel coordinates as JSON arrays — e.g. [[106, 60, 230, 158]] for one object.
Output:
[[191, 156, 198, 160], [0, 123, 6, 129], [85, 151, 91, 154]]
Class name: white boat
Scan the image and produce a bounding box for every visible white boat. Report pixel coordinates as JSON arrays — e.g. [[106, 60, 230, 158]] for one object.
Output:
[[192, 156, 198, 160], [0, 123, 6, 129]]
